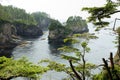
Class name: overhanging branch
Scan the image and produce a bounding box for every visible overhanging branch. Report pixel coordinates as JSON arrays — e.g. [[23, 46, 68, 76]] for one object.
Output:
[[100, 10, 120, 18]]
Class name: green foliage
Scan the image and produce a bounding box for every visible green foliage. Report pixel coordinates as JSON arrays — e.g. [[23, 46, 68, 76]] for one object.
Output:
[[62, 33, 98, 45], [0, 5, 37, 25], [73, 33, 98, 40], [0, 4, 11, 22], [66, 16, 87, 27], [93, 65, 120, 80], [40, 59, 66, 72], [66, 16, 88, 32], [42, 34, 97, 80], [58, 35, 96, 80], [93, 21, 109, 27], [58, 46, 79, 53], [61, 54, 80, 61], [82, 0, 119, 28], [31, 12, 49, 23], [48, 16, 88, 44], [31, 12, 51, 30], [0, 57, 48, 79], [48, 19, 63, 30], [81, 41, 87, 48], [63, 37, 79, 44], [48, 19, 71, 41]]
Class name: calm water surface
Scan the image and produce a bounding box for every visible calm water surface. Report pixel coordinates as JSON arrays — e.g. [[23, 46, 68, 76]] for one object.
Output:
[[12, 23, 117, 80]]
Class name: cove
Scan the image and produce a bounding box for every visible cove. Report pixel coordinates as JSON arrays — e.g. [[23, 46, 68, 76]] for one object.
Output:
[[12, 23, 116, 80]]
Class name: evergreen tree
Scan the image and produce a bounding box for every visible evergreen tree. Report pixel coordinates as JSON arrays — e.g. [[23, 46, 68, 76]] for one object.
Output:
[[0, 57, 48, 80], [31, 12, 51, 30], [82, 0, 120, 30]]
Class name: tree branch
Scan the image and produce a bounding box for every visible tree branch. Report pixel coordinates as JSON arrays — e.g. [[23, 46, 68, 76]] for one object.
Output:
[[69, 60, 82, 80], [102, 58, 113, 80], [108, 10, 120, 15], [110, 52, 114, 70], [99, 10, 120, 18]]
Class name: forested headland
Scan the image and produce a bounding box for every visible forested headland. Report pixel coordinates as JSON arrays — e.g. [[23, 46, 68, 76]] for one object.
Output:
[[0, 0, 120, 80]]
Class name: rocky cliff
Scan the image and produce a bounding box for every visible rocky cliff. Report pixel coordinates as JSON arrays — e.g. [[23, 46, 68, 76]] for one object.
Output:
[[48, 20, 69, 44], [48, 16, 89, 44], [66, 16, 89, 34], [0, 4, 44, 57], [0, 22, 43, 57], [48, 29, 66, 44], [0, 23, 19, 57], [14, 23, 43, 38], [71, 20, 89, 34]]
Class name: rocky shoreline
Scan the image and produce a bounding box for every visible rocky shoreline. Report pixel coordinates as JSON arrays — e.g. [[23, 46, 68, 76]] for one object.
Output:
[[0, 22, 43, 57], [48, 16, 89, 44], [0, 42, 18, 57]]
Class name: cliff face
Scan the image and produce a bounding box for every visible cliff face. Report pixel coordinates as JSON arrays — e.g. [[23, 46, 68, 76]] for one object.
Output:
[[48, 17, 89, 44], [15, 24, 43, 38], [48, 20, 69, 44], [0, 22, 43, 57], [48, 29, 66, 44], [48, 25, 88, 44], [0, 23, 17, 43], [0, 23, 18, 57], [71, 20, 89, 34]]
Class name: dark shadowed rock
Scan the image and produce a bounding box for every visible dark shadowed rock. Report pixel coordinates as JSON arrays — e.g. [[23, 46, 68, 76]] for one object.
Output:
[[14, 23, 43, 38], [0, 23, 19, 57], [0, 42, 18, 57]]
